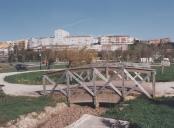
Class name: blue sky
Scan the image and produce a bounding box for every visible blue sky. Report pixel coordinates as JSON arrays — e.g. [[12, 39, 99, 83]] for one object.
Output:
[[0, 0, 174, 41]]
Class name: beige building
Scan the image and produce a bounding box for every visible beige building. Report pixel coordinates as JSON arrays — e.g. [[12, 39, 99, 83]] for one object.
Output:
[[148, 38, 170, 45], [0, 42, 11, 62], [6, 39, 28, 50], [96, 35, 134, 51]]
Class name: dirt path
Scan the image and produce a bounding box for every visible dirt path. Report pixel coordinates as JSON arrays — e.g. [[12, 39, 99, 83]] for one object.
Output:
[[38, 104, 106, 128]]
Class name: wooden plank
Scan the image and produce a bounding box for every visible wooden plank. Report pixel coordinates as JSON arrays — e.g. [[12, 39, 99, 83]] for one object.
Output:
[[73, 72, 85, 81], [44, 75, 67, 96], [92, 69, 99, 108], [82, 70, 90, 81], [94, 68, 122, 96], [87, 70, 91, 81], [92, 69, 96, 95], [124, 85, 138, 96], [152, 71, 156, 98], [126, 68, 153, 74], [105, 66, 109, 79], [113, 70, 122, 79], [124, 69, 152, 98], [68, 71, 94, 96], [96, 76, 113, 95], [50, 84, 58, 95], [44, 66, 155, 77], [79, 71, 84, 77], [134, 72, 144, 81], [44, 75, 56, 85]]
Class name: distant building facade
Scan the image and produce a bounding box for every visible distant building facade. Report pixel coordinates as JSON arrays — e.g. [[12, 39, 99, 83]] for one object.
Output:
[[1, 29, 135, 53], [147, 38, 171, 45], [91, 35, 134, 51], [0, 42, 10, 62], [0, 39, 28, 62], [29, 29, 134, 51], [6, 39, 28, 50]]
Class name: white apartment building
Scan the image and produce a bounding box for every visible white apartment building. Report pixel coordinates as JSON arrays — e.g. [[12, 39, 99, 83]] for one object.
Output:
[[54, 29, 70, 44], [65, 36, 98, 46], [29, 29, 98, 48], [28, 38, 40, 48], [40, 37, 54, 46], [29, 37, 54, 49], [28, 29, 135, 51]]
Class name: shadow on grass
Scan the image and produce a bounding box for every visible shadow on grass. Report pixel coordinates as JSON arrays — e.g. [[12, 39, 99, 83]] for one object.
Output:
[[150, 97, 174, 108], [74, 102, 121, 108]]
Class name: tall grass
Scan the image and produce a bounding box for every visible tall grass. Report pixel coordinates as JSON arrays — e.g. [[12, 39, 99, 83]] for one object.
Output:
[[104, 96, 174, 128]]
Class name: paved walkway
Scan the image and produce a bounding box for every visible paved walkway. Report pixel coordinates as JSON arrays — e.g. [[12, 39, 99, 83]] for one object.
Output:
[[0, 69, 62, 97], [155, 81, 174, 97], [0, 70, 174, 97]]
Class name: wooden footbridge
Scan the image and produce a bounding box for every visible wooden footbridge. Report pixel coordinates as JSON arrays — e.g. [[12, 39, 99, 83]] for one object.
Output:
[[42, 63, 156, 107]]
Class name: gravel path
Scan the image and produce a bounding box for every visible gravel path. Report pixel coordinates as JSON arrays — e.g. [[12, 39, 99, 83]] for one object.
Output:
[[0, 70, 174, 97]]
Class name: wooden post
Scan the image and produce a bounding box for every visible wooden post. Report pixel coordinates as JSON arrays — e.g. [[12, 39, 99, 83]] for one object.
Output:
[[161, 64, 164, 74], [70, 73, 73, 81], [87, 70, 91, 81], [66, 71, 71, 107], [122, 65, 125, 100], [105, 66, 109, 79], [93, 69, 99, 108], [42, 76, 46, 96], [152, 71, 156, 98]]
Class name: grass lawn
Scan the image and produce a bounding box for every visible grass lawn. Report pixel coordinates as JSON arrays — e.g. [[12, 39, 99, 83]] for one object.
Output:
[[4, 71, 66, 85], [0, 96, 59, 126], [153, 64, 174, 82], [104, 96, 174, 128], [4, 71, 46, 85], [4, 64, 67, 85]]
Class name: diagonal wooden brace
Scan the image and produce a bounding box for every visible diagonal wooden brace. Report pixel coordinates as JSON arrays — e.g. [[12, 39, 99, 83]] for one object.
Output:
[[43, 75, 67, 96], [67, 71, 94, 96], [124, 69, 152, 98], [93, 68, 122, 96]]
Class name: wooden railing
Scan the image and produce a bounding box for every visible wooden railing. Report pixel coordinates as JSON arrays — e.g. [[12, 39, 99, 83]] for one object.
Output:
[[42, 64, 156, 107]]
